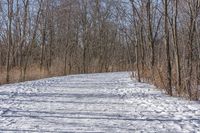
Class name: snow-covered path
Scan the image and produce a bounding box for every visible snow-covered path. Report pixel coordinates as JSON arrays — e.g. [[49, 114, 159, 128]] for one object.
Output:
[[0, 72, 200, 132]]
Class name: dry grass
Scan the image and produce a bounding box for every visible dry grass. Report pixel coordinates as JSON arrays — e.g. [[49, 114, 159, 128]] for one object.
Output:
[[137, 64, 200, 100], [0, 64, 60, 85], [0, 63, 129, 85]]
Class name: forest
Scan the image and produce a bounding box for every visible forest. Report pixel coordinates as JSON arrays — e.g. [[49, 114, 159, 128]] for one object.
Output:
[[0, 0, 200, 100]]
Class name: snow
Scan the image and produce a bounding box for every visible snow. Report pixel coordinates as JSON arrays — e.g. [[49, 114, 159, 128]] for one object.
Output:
[[0, 72, 200, 132]]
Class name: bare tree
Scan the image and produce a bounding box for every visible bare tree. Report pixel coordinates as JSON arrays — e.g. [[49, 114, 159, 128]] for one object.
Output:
[[164, 0, 172, 96], [6, 0, 14, 83]]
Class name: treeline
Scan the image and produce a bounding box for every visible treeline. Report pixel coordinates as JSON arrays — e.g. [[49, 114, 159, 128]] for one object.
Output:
[[0, 0, 131, 84], [129, 0, 200, 100], [0, 0, 200, 100]]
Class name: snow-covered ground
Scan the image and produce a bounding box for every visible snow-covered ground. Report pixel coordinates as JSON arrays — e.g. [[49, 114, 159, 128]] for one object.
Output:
[[0, 72, 200, 132]]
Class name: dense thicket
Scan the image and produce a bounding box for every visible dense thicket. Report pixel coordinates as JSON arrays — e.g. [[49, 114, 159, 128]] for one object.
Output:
[[0, 0, 200, 100], [0, 0, 131, 83], [128, 0, 200, 100]]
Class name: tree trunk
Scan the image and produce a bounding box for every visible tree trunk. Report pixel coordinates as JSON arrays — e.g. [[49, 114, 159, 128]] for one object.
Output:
[[164, 0, 172, 96], [6, 0, 14, 83], [172, 0, 181, 95], [146, 0, 155, 81]]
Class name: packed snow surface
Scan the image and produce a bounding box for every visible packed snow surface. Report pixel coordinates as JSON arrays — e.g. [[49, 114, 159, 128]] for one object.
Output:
[[0, 72, 200, 132]]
